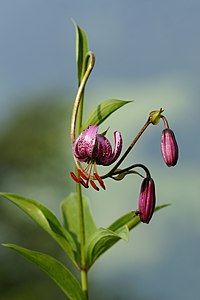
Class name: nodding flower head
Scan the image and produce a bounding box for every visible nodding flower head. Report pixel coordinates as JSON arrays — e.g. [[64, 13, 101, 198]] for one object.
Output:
[[138, 177, 156, 224], [70, 125, 122, 190]]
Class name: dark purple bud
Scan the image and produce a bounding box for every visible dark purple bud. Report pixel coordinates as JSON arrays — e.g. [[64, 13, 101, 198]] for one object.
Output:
[[161, 128, 178, 167], [138, 178, 156, 224]]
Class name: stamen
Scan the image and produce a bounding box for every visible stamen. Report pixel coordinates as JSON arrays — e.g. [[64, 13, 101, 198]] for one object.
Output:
[[71, 161, 106, 190], [79, 178, 89, 188], [83, 163, 90, 173], [87, 163, 93, 179], [90, 180, 99, 191], [78, 168, 88, 180], [93, 161, 106, 189], [70, 172, 80, 183], [94, 172, 106, 190], [70, 171, 89, 188]]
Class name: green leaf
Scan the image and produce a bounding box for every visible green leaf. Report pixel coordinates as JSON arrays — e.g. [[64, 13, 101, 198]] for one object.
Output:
[[109, 204, 171, 232], [86, 204, 170, 268], [82, 99, 132, 130], [85, 226, 129, 269], [3, 244, 85, 300], [73, 20, 89, 84], [61, 193, 97, 246], [108, 211, 137, 232], [0, 193, 79, 267]]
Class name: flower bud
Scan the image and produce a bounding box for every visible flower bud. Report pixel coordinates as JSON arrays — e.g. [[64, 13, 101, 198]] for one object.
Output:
[[138, 178, 156, 224], [161, 128, 178, 167]]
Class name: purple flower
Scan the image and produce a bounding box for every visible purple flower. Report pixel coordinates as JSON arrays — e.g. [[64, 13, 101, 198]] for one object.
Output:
[[161, 128, 178, 167], [138, 178, 156, 224], [70, 125, 122, 190]]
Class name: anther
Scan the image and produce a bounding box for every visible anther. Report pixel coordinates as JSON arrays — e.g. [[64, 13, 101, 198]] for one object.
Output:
[[94, 172, 106, 190], [80, 178, 89, 188], [90, 180, 100, 191], [70, 172, 80, 183], [78, 168, 88, 180]]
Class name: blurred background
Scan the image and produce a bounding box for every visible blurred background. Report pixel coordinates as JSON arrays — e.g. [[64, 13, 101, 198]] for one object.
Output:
[[0, 1, 199, 299]]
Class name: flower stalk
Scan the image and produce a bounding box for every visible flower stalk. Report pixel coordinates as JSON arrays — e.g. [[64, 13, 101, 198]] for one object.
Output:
[[71, 51, 95, 298], [70, 51, 95, 143], [102, 117, 151, 179], [76, 181, 88, 298], [160, 115, 179, 167]]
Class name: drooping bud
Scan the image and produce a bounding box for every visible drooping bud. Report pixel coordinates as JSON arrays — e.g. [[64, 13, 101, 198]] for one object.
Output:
[[138, 178, 156, 224], [161, 128, 178, 167]]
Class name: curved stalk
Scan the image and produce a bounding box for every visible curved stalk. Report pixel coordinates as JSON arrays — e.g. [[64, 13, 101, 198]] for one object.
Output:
[[102, 118, 151, 179], [76, 182, 88, 299], [109, 163, 151, 179], [70, 51, 95, 143], [71, 51, 95, 299], [161, 115, 169, 129]]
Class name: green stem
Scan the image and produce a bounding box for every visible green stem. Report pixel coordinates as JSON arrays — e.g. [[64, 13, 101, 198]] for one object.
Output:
[[126, 211, 140, 230], [76, 181, 88, 299], [70, 52, 95, 143], [110, 163, 151, 178], [102, 118, 151, 179], [76, 53, 93, 135], [71, 52, 95, 299]]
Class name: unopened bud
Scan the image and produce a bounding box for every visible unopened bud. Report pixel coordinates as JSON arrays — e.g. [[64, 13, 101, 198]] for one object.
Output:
[[138, 178, 156, 224], [161, 128, 178, 167]]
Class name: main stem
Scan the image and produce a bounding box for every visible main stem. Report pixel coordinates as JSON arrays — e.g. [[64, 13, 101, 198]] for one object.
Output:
[[71, 52, 95, 299], [76, 182, 88, 299]]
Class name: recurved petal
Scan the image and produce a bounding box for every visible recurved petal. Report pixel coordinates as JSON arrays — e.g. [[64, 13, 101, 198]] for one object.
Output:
[[96, 131, 122, 166], [73, 125, 98, 161], [94, 134, 112, 164]]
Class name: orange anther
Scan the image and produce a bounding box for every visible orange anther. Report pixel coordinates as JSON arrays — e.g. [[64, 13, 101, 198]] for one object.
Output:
[[90, 180, 99, 191]]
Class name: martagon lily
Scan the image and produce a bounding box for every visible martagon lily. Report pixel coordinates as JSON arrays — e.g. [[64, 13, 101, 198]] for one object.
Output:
[[70, 125, 122, 190]]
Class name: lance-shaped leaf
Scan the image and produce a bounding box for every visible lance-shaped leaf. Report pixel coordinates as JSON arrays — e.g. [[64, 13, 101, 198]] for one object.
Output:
[[0, 193, 79, 268], [109, 204, 171, 232], [85, 204, 170, 269], [82, 99, 132, 130], [61, 193, 97, 246], [85, 226, 129, 269], [3, 244, 86, 300], [108, 211, 138, 232], [73, 20, 89, 84]]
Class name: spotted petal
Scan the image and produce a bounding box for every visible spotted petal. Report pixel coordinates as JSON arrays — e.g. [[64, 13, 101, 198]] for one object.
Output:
[[73, 125, 98, 162], [96, 131, 122, 166], [93, 134, 112, 163]]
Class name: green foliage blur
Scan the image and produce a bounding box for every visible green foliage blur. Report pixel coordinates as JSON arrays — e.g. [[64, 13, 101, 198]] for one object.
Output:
[[0, 93, 73, 300]]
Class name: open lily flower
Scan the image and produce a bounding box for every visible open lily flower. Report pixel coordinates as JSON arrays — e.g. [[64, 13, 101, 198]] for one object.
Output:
[[70, 125, 122, 190]]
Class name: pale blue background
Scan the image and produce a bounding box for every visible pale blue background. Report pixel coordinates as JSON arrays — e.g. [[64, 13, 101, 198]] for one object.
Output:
[[0, 1, 199, 299]]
